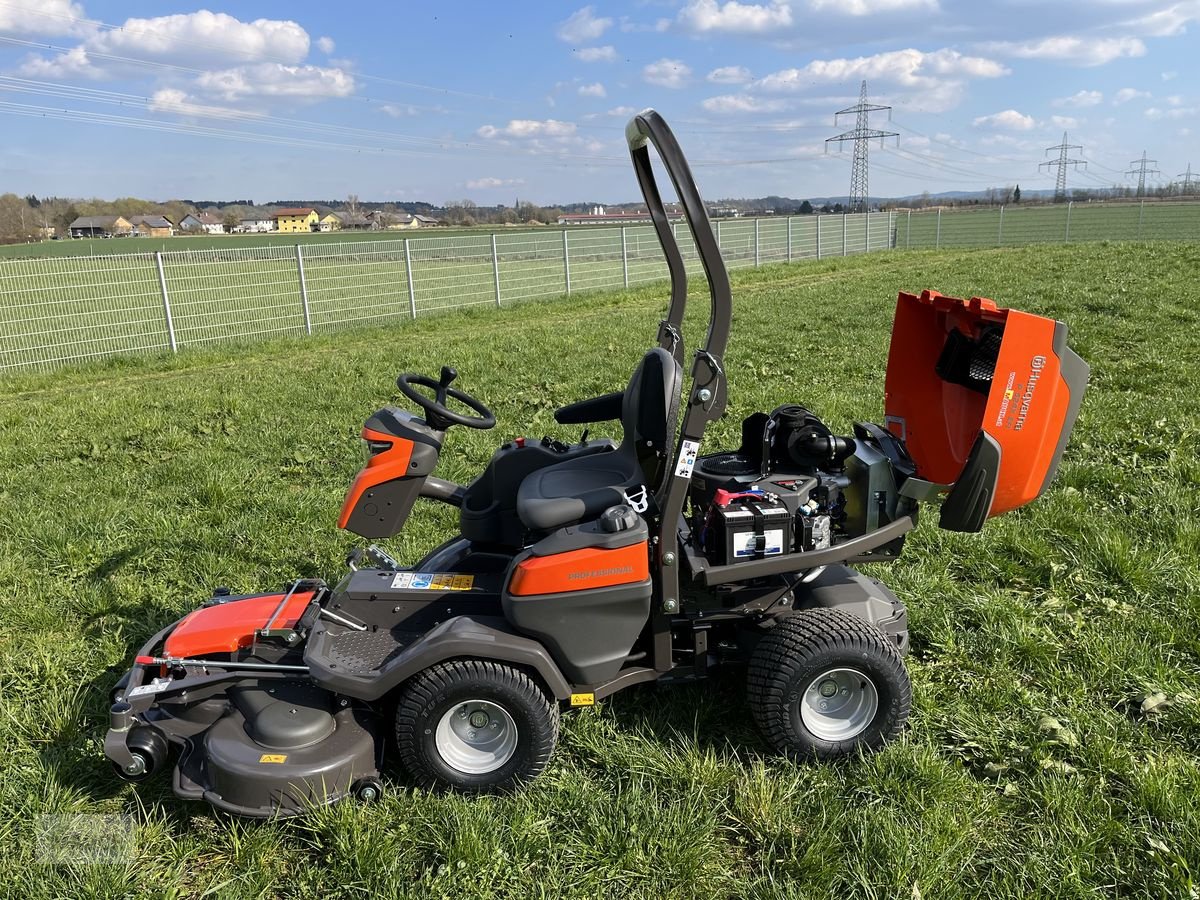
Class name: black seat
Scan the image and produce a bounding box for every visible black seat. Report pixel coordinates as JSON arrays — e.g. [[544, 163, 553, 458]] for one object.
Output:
[[516, 348, 682, 532]]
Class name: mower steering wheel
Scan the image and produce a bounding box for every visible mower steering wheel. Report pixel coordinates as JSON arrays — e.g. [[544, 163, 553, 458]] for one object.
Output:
[[396, 366, 496, 431]]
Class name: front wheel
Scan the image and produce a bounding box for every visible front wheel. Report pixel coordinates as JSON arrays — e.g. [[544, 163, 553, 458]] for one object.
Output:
[[747, 609, 911, 760], [395, 660, 559, 791]]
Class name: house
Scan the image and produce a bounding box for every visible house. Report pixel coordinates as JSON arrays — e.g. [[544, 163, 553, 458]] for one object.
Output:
[[128, 215, 175, 238], [68, 215, 132, 238], [412, 214, 440, 227], [239, 216, 275, 233], [318, 212, 342, 232], [273, 207, 320, 233], [179, 212, 225, 234]]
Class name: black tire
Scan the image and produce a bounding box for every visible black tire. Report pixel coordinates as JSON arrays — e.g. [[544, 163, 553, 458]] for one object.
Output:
[[747, 608, 911, 760], [112, 726, 169, 782], [395, 660, 559, 792]]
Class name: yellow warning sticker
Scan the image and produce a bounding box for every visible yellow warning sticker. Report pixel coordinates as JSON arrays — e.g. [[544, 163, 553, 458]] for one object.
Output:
[[390, 572, 475, 591], [1004, 389, 1015, 399], [570, 693, 596, 707], [259, 754, 288, 764]]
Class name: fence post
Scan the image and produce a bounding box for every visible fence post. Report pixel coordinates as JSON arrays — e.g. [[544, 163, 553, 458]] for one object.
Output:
[[715, 220, 722, 258], [997, 206, 1004, 247], [404, 238, 417, 319], [787, 217, 793, 262], [491, 233, 501, 308], [562, 229, 571, 294], [816, 215, 822, 259], [154, 251, 177, 353], [842, 214, 847, 256], [935, 209, 942, 249], [621, 226, 629, 288], [295, 244, 312, 335], [754, 218, 760, 267], [1065, 201, 1073, 242], [1138, 200, 1145, 239], [906, 210, 911, 249], [866, 211, 871, 253]]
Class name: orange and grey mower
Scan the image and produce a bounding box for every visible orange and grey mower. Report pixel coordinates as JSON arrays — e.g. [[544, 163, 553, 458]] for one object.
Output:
[[105, 111, 1088, 816]]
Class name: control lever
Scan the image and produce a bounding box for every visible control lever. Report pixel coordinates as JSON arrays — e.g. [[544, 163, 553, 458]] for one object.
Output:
[[436, 365, 458, 406]]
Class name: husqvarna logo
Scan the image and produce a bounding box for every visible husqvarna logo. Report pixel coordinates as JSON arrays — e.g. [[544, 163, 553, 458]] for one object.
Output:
[[996, 355, 1048, 432], [1014, 355, 1047, 432], [568, 566, 633, 581]]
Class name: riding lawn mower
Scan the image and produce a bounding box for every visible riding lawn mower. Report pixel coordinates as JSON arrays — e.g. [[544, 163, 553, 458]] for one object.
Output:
[[105, 110, 1089, 816]]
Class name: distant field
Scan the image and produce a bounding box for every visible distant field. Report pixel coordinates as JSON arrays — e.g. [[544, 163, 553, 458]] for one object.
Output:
[[1, 245, 1198, 898]]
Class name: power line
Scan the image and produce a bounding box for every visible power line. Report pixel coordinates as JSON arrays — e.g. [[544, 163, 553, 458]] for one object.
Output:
[[1039, 132, 1086, 202], [825, 80, 898, 213], [1126, 150, 1161, 198]]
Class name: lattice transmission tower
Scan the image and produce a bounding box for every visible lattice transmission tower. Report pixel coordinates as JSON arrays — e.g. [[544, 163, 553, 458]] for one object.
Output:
[[1126, 151, 1161, 198], [1039, 133, 1085, 202], [825, 80, 898, 214], [1177, 163, 1195, 196]]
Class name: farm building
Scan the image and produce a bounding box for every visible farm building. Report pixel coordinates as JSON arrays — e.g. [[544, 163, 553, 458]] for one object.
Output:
[[413, 214, 439, 227], [239, 217, 275, 233], [319, 212, 342, 232], [128, 215, 175, 238], [179, 212, 225, 234], [273, 208, 320, 233], [68, 215, 132, 238], [337, 214, 374, 230]]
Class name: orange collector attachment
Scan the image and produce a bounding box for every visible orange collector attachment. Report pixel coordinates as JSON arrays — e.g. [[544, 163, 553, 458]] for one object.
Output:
[[883, 290, 1088, 532]]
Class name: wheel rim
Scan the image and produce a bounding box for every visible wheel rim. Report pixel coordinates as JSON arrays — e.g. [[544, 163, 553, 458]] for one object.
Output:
[[799, 667, 879, 742], [434, 700, 518, 775]]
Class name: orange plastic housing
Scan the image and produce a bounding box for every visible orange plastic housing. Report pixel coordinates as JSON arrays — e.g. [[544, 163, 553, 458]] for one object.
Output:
[[884, 290, 1084, 519], [162, 591, 315, 658], [337, 427, 414, 529], [509, 542, 650, 596]]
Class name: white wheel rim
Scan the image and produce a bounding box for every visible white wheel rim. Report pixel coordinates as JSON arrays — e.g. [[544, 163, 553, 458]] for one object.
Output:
[[435, 700, 518, 775], [799, 667, 879, 742]]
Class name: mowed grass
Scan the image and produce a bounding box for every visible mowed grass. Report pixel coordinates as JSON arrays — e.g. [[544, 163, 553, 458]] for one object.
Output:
[[1, 243, 1199, 898]]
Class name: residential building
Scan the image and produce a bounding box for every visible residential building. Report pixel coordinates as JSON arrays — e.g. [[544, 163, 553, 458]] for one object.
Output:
[[239, 217, 275, 233], [67, 215, 133, 238], [273, 208, 320, 233], [128, 215, 175, 238], [319, 212, 342, 232], [179, 212, 225, 234]]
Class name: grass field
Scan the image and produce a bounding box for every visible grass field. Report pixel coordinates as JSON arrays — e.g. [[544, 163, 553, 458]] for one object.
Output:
[[1, 244, 1198, 898]]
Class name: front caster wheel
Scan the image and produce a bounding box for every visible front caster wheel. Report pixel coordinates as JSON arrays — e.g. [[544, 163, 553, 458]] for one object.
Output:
[[112, 726, 169, 782], [747, 608, 911, 760], [395, 660, 559, 792]]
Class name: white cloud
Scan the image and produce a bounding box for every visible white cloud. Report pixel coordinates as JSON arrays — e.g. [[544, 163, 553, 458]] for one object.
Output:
[[808, 0, 937, 15], [466, 177, 525, 190], [556, 6, 612, 43], [147, 88, 252, 119], [1123, 1, 1200, 38], [1050, 114, 1078, 129], [19, 45, 97, 78], [677, 0, 792, 34], [1162, 70, 1178, 81], [195, 64, 355, 101], [1053, 89, 1103, 107], [93, 11, 309, 65], [1112, 87, 1151, 104], [0, 0, 87, 37], [972, 109, 1036, 130], [316, 35, 335, 54], [707, 65, 752, 84], [642, 58, 692, 89], [578, 82, 606, 98], [575, 45, 617, 62], [379, 103, 422, 117], [605, 105, 637, 117], [1145, 105, 1196, 120], [988, 35, 1145, 67], [701, 93, 786, 113], [477, 119, 578, 139]]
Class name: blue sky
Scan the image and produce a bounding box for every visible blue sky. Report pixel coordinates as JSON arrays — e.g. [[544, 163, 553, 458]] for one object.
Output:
[[0, 0, 1195, 204]]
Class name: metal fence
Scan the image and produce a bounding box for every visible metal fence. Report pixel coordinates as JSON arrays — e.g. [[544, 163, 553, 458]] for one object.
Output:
[[897, 199, 1200, 249], [0, 212, 894, 372]]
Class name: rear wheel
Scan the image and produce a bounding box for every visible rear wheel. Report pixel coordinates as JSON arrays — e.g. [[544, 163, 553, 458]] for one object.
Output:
[[395, 660, 559, 791], [747, 609, 910, 759]]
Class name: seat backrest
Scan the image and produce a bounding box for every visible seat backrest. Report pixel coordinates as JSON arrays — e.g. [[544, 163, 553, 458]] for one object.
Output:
[[621, 347, 682, 490]]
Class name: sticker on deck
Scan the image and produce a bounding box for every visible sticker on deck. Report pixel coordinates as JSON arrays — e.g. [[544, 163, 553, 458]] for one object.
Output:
[[674, 439, 700, 479], [259, 754, 288, 764], [570, 693, 596, 707], [390, 572, 475, 591]]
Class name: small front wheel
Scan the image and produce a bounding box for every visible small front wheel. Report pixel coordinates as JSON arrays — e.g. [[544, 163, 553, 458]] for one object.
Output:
[[747, 609, 911, 759], [395, 660, 559, 791]]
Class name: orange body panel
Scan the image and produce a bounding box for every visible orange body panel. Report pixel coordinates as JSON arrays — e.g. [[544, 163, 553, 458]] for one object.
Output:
[[163, 591, 315, 658], [337, 427, 414, 529], [509, 542, 650, 596], [884, 289, 1079, 519]]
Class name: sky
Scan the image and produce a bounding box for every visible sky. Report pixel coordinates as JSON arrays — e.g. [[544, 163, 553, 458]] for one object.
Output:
[[0, 0, 1195, 205]]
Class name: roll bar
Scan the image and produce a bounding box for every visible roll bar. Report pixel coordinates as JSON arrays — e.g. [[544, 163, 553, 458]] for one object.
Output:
[[625, 110, 731, 362]]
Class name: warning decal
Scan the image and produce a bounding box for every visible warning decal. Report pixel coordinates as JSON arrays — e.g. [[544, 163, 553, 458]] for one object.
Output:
[[674, 439, 700, 479], [390, 572, 475, 591], [259, 754, 288, 764]]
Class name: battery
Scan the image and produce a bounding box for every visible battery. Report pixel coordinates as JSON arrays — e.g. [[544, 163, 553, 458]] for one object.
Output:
[[708, 496, 793, 565]]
